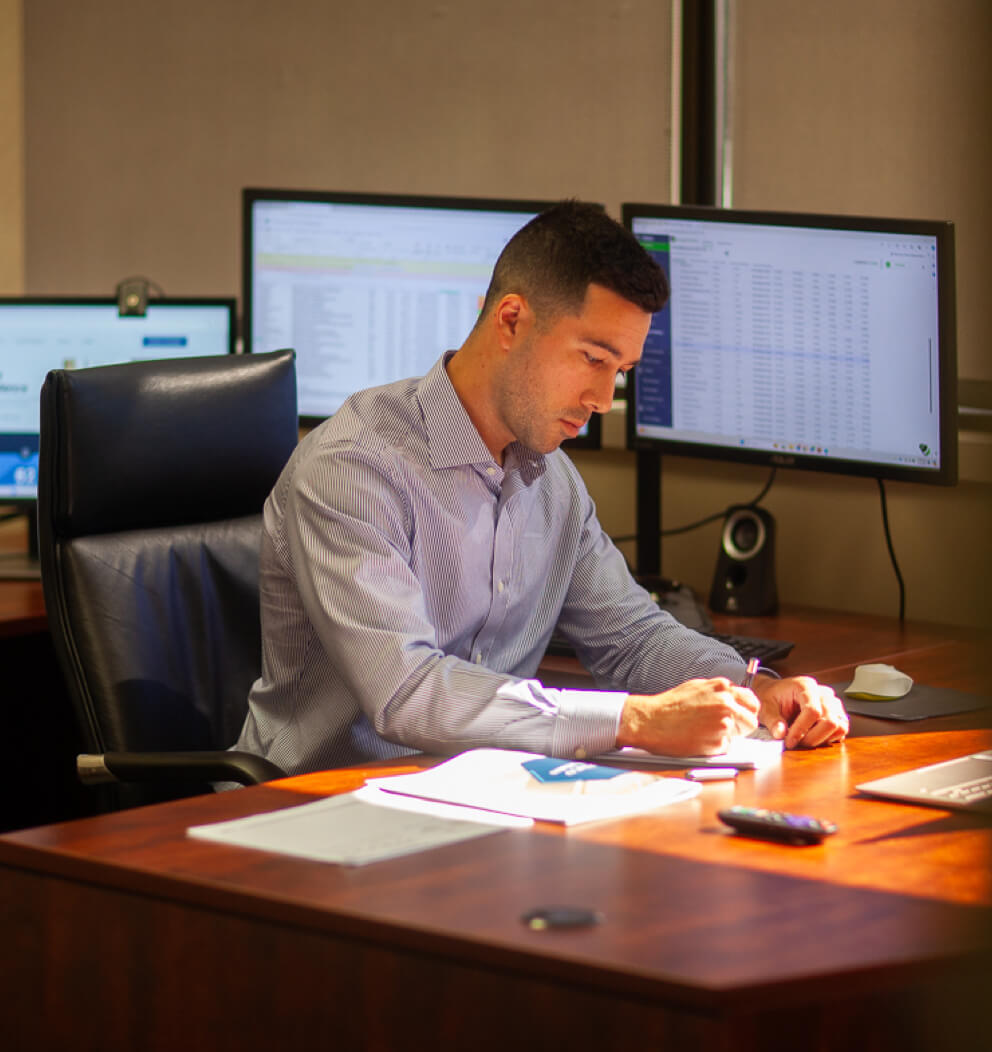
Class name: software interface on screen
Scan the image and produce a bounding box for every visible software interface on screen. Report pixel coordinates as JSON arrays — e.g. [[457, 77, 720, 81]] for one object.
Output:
[[0, 300, 234, 500], [246, 196, 543, 420], [628, 213, 948, 478]]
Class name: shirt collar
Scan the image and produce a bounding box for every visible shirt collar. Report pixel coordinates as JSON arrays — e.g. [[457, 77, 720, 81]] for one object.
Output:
[[419, 353, 495, 470], [418, 352, 547, 485]]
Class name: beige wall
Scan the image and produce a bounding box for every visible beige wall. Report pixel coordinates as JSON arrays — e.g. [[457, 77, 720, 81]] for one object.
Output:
[[0, 0, 24, 293], [22, 0, 672, 298], [732, 0, 992, 386], [13, 0, 991, 629]]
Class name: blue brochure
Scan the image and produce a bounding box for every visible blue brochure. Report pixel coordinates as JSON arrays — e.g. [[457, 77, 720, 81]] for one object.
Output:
[[522, 757, 626, 783]]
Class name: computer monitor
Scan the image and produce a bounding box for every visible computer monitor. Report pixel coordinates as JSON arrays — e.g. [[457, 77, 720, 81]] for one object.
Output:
[[0, 296, 236, 576], [622, 203, 957, 485], [243, 189, 582, 433]]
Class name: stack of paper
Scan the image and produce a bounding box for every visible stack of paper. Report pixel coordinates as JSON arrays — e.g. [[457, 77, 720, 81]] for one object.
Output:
[[188, 749, 704, 867], [366, 749, 702, 825], [188, 788, 529, 867]]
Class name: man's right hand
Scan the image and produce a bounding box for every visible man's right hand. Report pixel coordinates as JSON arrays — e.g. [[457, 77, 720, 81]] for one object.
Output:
[[617, 677, 760, 756]]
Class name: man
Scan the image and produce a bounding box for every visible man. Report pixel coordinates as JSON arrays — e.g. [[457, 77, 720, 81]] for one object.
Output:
[[234, 200, 848, 775]]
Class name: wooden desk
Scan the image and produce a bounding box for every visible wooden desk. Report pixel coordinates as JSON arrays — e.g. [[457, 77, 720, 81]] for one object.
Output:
[[1, 612, 989, 1051], [0, 517, 46, 634]]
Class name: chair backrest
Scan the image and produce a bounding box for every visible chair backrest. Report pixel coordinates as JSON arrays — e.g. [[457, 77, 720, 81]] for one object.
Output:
[[38, 350, 297, 765]]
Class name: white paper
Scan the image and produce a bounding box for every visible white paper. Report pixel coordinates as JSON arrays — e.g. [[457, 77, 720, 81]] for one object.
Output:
[[598, 733, 784, 771], [351, 784, 532, 826], [366, 749, 702, 825], [187, 788, 528, 867]]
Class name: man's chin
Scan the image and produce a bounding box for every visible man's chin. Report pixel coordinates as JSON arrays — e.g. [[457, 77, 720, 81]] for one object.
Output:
[[515, 433, 563, 456]]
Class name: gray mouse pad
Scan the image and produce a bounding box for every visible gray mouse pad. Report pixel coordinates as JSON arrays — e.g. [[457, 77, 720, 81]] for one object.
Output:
[[832, 683, 991, 721]]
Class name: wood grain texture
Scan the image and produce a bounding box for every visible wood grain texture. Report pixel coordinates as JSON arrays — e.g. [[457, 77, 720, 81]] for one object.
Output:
[[1, 609, 989, 1050]]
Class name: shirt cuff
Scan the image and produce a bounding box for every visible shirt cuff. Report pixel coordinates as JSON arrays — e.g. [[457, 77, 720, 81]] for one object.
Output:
[[549, 689, 628, 760]]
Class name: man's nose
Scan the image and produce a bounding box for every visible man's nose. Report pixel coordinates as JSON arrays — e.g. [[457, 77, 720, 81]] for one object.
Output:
[[582, 370, 617, 414]]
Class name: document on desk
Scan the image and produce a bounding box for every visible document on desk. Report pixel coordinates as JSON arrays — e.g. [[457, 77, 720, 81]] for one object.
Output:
[[365, 749, 702, 825], [597, 733, 784, 770], [187, 788, 531, 867]]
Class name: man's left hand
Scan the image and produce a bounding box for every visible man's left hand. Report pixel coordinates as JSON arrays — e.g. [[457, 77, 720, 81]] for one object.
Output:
[[752, 675, 849, 748]]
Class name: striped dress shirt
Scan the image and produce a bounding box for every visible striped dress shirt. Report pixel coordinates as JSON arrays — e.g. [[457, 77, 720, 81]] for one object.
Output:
[[233, 353, 745, 775]]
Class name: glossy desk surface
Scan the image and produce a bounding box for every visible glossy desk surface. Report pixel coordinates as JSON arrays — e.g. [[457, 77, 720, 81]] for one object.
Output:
[[1, 608, 989, 1050]]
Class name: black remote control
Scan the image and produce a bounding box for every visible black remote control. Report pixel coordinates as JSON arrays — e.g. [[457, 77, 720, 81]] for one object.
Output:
[[717, 805, 838, 845]]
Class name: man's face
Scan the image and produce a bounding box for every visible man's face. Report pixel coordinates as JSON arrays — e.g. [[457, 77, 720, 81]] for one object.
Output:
[[495, 283, 651, 455]]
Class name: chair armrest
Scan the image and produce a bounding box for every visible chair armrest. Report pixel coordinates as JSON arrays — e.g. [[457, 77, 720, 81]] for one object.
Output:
[[77, 750, 286, 787]]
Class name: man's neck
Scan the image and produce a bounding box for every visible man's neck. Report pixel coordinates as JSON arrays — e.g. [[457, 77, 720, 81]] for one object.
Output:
[[445, 342, 511, 465]]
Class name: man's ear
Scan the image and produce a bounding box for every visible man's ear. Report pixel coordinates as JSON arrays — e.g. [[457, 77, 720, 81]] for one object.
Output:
[[493, 294, 531, 350]]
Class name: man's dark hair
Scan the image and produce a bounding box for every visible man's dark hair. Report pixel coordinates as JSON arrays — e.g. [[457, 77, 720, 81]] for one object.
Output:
[[478, 199, 669, 326]]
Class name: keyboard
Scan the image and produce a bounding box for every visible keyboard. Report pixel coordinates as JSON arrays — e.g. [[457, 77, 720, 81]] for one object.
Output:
[[856, 751, 992, 813], [703, 632, 794, 663], [640, 578, 794, 664], [545, 630, 794, 665], [543, 578, 795, 666], [930, 776, 992, 805]]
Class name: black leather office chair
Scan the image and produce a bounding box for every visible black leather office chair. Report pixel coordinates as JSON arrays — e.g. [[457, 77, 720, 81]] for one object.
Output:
[[38, 349, 297, 810]]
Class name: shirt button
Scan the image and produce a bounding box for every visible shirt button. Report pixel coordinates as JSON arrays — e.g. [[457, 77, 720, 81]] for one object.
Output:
[[474, 654, 483, 664], [574, 747, 587, 760], [486, 466, 496, 476], [497, 580, 505, 594]]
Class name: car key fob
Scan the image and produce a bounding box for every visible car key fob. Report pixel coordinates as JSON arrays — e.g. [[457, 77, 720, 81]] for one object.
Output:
[[717, 805, 837, 845]]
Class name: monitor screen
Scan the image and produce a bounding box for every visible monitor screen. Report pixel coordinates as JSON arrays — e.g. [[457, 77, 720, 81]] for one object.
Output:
[[0, 297, 236, 503], [243, 189, 560, 426], [622, 204, 957, 485]]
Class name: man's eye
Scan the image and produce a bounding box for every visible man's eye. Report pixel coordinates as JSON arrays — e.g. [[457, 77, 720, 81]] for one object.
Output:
[[584, 352, 605, 366]]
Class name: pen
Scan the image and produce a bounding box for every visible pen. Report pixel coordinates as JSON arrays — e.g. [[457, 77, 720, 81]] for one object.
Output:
[[743, 657, 759, 690]]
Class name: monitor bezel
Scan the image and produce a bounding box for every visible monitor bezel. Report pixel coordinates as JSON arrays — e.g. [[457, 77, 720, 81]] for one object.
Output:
[[0, 295, 237, 508], [242, 188, 556, 427], [0, 294, 237, 347], [622, 202, 958, 486]]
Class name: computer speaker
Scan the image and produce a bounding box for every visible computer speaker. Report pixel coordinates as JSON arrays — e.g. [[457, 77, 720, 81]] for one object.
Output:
[[709, 505, 778, 616]]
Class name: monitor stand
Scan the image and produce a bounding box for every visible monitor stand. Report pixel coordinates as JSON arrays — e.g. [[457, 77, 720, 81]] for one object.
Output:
[[635, 449, 663, 577], [0, 507, 41, 580]]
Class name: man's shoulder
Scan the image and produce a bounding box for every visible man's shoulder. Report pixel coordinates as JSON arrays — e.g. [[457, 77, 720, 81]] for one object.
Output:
[[306, 376, 426, 456]]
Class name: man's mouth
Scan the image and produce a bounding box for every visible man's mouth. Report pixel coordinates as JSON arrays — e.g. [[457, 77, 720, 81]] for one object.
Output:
[[559, 417, 589, 439]]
